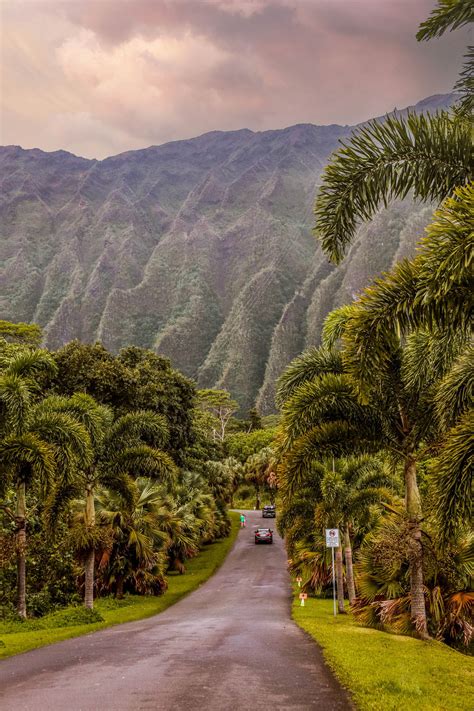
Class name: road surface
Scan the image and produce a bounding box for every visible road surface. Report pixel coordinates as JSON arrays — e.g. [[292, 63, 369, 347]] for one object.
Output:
[[0, 510, 350, 710]]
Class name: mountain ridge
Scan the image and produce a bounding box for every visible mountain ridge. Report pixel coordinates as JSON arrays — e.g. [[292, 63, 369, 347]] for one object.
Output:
[[0, 93, 456, 413]]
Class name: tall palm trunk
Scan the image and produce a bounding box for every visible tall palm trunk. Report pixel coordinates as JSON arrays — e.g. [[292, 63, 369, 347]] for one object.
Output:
[[404, 453, 429, 639], [15, 481, 27, 619], [343, 527, 356, 604], [84, 485, 96, 610], [335, 544, 346, 613]]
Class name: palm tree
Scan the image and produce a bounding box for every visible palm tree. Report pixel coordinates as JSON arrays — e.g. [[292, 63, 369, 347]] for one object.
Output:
[[0, 350, 91, 618], [327, 185, 473, 386], [278, 452, 398, 610], [245, 447, 277, 509], [95, 479, 169, 597], [47, 396, 178, 608], [317, 456, 399, 605], [277, 323, 465, 637]]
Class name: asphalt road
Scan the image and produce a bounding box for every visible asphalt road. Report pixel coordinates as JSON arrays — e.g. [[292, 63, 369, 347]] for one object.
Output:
[[0, 510, 351, 710]]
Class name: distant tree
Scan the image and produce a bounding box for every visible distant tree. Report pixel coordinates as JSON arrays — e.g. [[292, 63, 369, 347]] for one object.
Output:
[[247, 407, 262, 432], [225, 428, 276, 463], [49, 342, 196, 465], [196, 389, 238, 442]]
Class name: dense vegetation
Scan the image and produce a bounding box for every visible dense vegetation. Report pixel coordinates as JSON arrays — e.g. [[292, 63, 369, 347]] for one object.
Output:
[[276, 0, 473, 653], [0, 326, 279, 626], [0, 334, 246, 621]]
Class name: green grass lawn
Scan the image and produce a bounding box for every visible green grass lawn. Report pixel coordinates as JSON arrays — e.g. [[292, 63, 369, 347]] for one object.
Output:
[[293, 597, 474, 711], [0, 511, 240, 660]]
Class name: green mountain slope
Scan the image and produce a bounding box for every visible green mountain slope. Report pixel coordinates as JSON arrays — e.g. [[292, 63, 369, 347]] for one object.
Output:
[[0, 94, 455, 413]]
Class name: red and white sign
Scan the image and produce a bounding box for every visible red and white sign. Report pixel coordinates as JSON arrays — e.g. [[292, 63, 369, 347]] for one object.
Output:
[[325, 528, 340, 547]]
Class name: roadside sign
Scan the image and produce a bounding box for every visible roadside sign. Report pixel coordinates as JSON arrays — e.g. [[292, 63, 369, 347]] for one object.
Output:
[[325, 528, 339, 547], [299, 592, 308, 607], [296, 576, 302, 587], [325, 529, 339, 617]]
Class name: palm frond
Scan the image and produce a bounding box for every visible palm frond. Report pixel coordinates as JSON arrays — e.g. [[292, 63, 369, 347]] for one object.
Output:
[[314, 112, 472, 263], [435, 343, 474, 429], [282, 373, 366, 443], [453, 46, 474, 117], [337, 184, 474, 385], [5, 349, 57, 380], [112, 445, 178, 483], [276, 347, 343, 406], [416, 0, 473, 40], [29, 410, 92, 474], [433, 411, 473, 537], [0, 432, 56, 490], [107, 410, 170, 451], [36, 393, 112, 448], [322, 304, 360, 348], [0, 373, 32, 435]]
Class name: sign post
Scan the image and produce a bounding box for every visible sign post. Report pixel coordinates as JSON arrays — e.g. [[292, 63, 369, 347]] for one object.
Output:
[[299, 592, 308, 607], [325, 529, 339, 617], [296, 576, 302, 588]]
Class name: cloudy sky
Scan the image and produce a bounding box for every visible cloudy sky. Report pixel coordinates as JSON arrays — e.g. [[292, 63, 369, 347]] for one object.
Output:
[[1, 0, 467, 159]]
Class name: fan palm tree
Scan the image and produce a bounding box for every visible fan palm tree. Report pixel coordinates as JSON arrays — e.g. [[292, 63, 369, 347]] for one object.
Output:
[[0, 350, 91, 618], [95, 479, 169, 597], [47, 395, 178, 608], [354, 512, 474, 647]]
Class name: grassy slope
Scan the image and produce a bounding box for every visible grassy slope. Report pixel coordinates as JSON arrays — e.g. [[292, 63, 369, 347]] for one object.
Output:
[[293, 598, 474, 711], [0, 512, 240, 660]]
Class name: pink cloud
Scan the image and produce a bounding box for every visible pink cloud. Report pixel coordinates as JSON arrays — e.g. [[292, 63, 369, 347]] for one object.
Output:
[[1, 0, 467, 158]]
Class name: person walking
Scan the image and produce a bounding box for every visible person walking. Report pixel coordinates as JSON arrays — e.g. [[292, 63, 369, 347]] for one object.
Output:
[[240, 513, 246, 528]]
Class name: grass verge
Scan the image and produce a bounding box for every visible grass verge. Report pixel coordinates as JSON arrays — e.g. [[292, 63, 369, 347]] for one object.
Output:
[[0, 511, 240, 660], [293, 597, 474, 711]]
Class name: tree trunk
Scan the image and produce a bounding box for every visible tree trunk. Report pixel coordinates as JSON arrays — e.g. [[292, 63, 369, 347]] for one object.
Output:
[[404, 454, 429, 639], [84, 485, 96, 610], [344, 527, 356, 604], [255, 485, 261, 510], [84, 549, 95, 610], [16, 482, 27, 619], [335, 544, 346, 613], [116, 577, 124, 599]]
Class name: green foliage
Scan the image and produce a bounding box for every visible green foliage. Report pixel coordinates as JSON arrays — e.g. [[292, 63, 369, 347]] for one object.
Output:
[[0, 321, 42, 347], [0, 496, 79, 616], [50, 342, 196, 464], [196, 388, 238, 442], [225, 428, 276, 462], [416, 0, 473, 40], [353, 514, 474, 648], [314, 112, 473, 264]]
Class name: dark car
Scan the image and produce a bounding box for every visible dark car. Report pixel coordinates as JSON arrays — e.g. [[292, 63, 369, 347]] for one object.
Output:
[[262, 504, 276, 518], [255, 527, 273, 544]]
